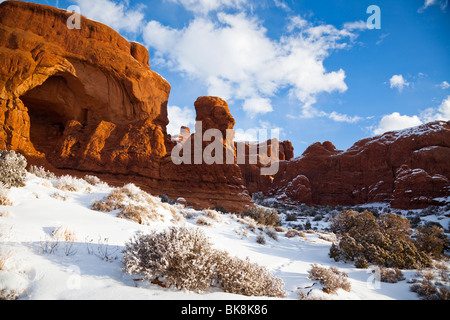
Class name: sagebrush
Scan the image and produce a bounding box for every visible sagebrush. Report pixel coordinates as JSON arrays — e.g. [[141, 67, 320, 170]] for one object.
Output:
[[122, 226, 285, 297], [0, 150, 27, 188]]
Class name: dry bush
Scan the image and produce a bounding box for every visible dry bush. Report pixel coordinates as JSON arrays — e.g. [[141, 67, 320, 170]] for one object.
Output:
[[241, 207, 280, 227], [308, 264, 351, 294], [256, 234, 266, 245], [264, 227, 278, 241], [54, 175, 89, 192], [0, 188, 12, 206], [123, 227, 219, 292], [196, 216, 213, 226], [285, 229, 300, 238], [0, 150, 27, 188], [203, 209, 224, 223], [50, 192, 68, 202], [83, 175, 102, 186], [0, 289, 19, 300], [329, 210, 431, 269], [378, 267, 405, 283], [0, 249, 12, 271], [52, 226, 77, 242], [215, 254, 286, 298], [0, 210, 12, 218], [28, 165, 56, 180], [123, 227, 286, 297], [410, 280, 449, 300], [91, 184, 170, 224]]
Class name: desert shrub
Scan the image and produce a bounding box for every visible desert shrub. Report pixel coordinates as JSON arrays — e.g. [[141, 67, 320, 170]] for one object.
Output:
[[256, 234, 266, 245], [285, 229, 300, 238], [264, 227, 278, 241], [0, 289, 19, 300], [0, 150, 27, 188], [122, 227, 286, 297], [329, 210, 431, 269], [410, 280, 448, 300], [203, 209, 223, 222], [241, 207, 280, 227], [92, 184, 169, 224], [308, 264, 351, 294], [215, 254, 285, 298], [28, 165, 56, 180], [196, 216, 213, 226], [414, 225, 449, 259], [54, 175, 89, 192], [83, 175, 101, 186], [52, 226, 77, 242], [122, 227, 217, 292], [0, 187, 12, 206], [378, 267, 405, 283]]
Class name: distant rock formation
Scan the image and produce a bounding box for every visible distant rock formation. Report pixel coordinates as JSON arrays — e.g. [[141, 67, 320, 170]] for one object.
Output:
[[247, 121, 450, 209]]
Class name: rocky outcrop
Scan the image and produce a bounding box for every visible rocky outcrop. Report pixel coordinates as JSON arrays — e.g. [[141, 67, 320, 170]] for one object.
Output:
[[0, 1, 252, 212], [255, 121, 450, 209]]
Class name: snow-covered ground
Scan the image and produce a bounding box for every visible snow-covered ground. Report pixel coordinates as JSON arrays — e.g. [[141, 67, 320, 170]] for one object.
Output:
[[0, 173, 448, 300]]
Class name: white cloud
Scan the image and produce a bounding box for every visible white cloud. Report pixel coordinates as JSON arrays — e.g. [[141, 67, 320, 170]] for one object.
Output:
[[144, 12, 362, 117], [74, 0, 145, 33], [342, 20, 368, 31], [242, 98, 273, 117], [373, 112, 423, 135], [389, 74, 410, 92], [439, 81, 450, 89], [327, 111, 362, 123], [418, 0, 448, 12], [167, 105, 196, 136], [421, 95, 450, 123], [167, 0, 247, 14]]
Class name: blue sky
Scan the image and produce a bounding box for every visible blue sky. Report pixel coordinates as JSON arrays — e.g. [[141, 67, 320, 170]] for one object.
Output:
[[17, 0, 450, 156]]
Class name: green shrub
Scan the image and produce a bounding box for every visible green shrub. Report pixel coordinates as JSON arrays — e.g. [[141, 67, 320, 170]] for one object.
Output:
[[414, 225, 449, 259], [0, 150, 27, 188], [329, 210, 431, 269]]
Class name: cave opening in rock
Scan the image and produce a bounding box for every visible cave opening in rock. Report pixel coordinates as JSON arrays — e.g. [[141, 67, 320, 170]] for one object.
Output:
[[20, 74, 79, 158]]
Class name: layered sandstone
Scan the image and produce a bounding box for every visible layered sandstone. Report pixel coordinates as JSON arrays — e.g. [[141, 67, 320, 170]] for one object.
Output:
[[253, 121, 450, 209]]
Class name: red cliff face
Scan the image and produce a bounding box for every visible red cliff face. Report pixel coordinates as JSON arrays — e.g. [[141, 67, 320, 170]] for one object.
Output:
[[260, 121, 450, 209], [0, 1, 252, 212]]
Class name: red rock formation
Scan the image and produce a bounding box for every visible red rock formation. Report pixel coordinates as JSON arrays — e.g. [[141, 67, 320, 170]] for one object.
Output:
[[0, 1, 252, 213], [256, 121, 450, 209]]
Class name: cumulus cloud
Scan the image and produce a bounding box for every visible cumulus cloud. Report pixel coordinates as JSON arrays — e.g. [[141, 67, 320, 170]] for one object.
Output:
[[389, 74, 410, 92], [372, 96, 450, 135], [421, 95, 450, 123], [143, 12, 362, 118], [167, 105, 196, 136], [167, 0, 247, 14], [373, 112, 423, 135], [74, 0, 145, 33]]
